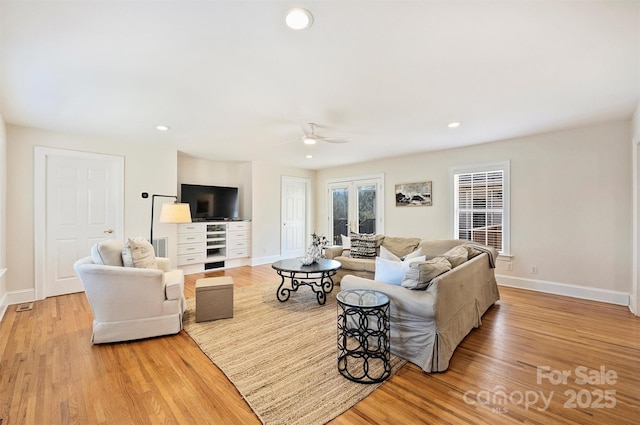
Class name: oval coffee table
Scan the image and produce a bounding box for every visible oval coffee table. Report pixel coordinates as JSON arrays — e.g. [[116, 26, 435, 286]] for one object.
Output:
[[271, 258, 341, 305]]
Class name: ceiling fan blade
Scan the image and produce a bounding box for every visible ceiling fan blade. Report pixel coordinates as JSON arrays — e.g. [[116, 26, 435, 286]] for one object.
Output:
[[277, 135, 304, 146], [319, 136, 351, 144]]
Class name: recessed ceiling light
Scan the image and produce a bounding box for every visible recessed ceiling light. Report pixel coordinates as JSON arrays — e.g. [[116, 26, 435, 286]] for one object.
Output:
[[305, 154, 313, 159], [286, 8, 313, 30], [448, 122, 461, 128], [156, 125, 170, 131]]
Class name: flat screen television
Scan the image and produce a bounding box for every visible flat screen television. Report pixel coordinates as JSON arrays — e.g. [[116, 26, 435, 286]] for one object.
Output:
[[180, 184, 239, 221]]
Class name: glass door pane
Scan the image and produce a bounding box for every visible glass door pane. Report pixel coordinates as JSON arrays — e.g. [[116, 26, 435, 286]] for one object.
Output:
[[356, 183, 377, 234], [330, 186, 349, 245]]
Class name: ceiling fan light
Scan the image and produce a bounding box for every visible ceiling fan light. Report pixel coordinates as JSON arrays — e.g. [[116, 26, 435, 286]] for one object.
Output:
[[286, 8, 313, 30], [303, 136, 317, 145]]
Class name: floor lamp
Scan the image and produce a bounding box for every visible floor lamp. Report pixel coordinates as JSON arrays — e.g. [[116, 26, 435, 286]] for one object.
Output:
[[143, 193, 192, 244]]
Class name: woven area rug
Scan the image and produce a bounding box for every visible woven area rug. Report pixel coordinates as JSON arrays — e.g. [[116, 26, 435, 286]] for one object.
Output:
[[183, 280, 406, 425]]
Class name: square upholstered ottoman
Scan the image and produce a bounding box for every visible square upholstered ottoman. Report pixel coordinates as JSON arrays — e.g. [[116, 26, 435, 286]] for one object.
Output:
[[195, 276, 234, 322]]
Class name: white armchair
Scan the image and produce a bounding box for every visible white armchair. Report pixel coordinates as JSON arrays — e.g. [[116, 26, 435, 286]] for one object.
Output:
[[74, 240, 186, 344]]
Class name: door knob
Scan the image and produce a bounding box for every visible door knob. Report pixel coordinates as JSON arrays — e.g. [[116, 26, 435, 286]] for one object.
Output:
[[104, 229, 114, 234]]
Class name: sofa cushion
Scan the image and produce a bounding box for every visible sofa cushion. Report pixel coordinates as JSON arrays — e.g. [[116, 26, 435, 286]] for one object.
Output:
[[374, 255, 426, 285], [336, 255, 377, 273], [349, 233, 383, 259], [340, 234, 351, 249], [122, 237, 157, 269], [418, 239, 466, 260], [401, 256, 452, 290], [381, 236, 422, 258], [441, 245, 469, 268], [91, 239, 124, 266]]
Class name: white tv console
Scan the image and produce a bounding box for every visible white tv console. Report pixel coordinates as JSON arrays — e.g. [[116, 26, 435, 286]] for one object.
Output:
[[177, 220, 251, 274]]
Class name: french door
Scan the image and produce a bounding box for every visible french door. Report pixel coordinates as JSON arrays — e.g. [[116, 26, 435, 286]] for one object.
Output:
[[327, 176, 384, 246]]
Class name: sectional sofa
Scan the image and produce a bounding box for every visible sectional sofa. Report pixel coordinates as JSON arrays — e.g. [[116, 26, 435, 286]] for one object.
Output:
[[326, 236, 500, 372]]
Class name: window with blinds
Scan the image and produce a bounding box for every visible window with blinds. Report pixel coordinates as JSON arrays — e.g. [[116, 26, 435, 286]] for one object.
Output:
[[452, 162, 509, 254]]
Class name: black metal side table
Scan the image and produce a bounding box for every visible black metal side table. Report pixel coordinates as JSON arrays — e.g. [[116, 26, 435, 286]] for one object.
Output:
[[336, 289, 391, 384]]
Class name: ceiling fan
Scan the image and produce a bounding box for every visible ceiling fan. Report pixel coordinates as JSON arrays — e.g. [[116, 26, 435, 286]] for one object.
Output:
[[301, 123, 351, 145]]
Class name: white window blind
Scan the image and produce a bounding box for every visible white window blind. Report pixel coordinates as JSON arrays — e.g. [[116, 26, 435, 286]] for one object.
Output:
[[453, 162, 509, 254]]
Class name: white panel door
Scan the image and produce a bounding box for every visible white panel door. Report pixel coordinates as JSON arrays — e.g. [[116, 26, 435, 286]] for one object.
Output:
[[281, 177, 309, 259], [44, 152, 123, 297]]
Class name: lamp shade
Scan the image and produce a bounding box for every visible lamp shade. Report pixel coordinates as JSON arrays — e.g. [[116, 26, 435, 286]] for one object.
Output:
[[159, 203, 192, 223]]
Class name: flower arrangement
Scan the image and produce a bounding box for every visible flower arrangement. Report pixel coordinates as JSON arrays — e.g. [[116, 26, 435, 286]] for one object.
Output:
[[300, 233, 328, 265], [311, 232, 329, 248]]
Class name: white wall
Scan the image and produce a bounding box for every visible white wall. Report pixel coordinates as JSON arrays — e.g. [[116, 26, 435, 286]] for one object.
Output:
[[316, 120, 632, 305], [0, 114, 7, 314], [250, 162, 314, 265], [632, 103, 640, 315], [5, 125, 178, 300]]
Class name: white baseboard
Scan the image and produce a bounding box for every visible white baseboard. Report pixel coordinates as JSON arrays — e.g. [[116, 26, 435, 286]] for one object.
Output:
[[251, 255, 281, 267], [4, 288, 37, 306], [496, 275, 630, 306], [0, 288, 37, 322]]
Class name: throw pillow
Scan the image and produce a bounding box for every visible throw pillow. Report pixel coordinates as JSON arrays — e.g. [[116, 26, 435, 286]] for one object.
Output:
[[379, 245, 401, 261], [374, 257, 405, 285], [401, 256, 452, 290], [91, 239, 124, 266], [341, 234, 351, 249], [403, 247, 424, 261], [462, 243, 483, 259], [374, 255, 427, 285], [441, 245, 469, 268], [122, 237, 157, 269], [380, 245, 424, 262], [349, 232, 378, 259]]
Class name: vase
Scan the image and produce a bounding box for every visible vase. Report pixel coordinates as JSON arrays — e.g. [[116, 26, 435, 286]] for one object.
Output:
[[306, 244, 322, 263]]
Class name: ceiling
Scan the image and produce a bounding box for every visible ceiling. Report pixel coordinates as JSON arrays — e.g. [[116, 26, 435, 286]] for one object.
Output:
[[1, 1, 638, 170]]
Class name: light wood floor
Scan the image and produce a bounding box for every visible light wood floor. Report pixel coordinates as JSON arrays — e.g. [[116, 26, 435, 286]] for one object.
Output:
[[1, 264, 639, 425]]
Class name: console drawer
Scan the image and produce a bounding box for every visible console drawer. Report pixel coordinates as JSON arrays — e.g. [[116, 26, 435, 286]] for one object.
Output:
[[177, 252, 206, 266], [228, 230, 249, 241], [178, 242, 206, 256], [178, 233, 205, 244], [227, 247, 250, 259], [228, 222, 250, 231]]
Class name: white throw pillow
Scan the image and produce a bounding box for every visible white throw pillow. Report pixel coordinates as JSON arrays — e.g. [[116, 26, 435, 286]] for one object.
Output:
[[380, 245, 423, 262], [340, 234, 351, 249], [374, 257, 405, 285], [91, 239, 124, 266], [379, 245, 401, 261], [122, 237, 157, 269], [374, 255, 426, 285], [403, 247, 424, 261]]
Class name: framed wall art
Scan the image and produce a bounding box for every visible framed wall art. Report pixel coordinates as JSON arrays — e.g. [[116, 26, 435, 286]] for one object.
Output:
[[395, 181, 432, 207]]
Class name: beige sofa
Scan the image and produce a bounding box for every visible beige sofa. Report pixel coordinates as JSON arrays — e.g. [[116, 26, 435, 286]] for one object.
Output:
[[327, 237, 500, 372]]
